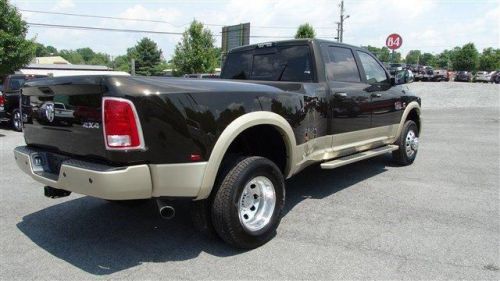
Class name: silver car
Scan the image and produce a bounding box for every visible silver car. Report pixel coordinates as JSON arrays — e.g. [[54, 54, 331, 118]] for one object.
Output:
[[474, 71, 491, 83]]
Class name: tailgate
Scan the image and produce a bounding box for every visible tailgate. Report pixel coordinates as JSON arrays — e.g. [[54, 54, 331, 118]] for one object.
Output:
[[21, 76, 107, 160]]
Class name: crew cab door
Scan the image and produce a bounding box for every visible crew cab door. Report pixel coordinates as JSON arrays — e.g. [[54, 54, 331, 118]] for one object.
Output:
[[355, 51, 403, 130], [321, 44, 371, 134]]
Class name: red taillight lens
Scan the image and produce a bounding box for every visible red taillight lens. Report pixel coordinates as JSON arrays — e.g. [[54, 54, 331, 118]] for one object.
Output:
[[0, 94, 4, 107], [103, 98, 143, 149]]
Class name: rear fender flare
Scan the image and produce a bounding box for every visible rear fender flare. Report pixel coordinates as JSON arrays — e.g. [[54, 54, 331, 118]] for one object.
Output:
[[195, 111, 297, 200]]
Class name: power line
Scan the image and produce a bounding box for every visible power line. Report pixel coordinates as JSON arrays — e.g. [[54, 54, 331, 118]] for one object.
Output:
[[20, 9, 184, 27], [20, 9, 338, 30], [27, 22, 337, 39]]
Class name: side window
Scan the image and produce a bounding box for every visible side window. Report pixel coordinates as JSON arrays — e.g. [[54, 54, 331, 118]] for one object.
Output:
[[357, 51, 388, 84], [322, 46, 361, 82]]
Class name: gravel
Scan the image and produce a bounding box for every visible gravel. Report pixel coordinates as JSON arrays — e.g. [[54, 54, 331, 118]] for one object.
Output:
[[0, 82, 499, 280]]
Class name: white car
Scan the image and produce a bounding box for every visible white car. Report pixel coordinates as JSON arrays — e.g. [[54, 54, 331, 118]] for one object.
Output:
[[474, 71, 491, 83]]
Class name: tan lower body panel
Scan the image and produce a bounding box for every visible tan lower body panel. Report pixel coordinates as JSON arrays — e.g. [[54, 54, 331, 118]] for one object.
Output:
[[291, 124, 399, 175], [149, 162, 207, 197], [14, 148, 152, 200]]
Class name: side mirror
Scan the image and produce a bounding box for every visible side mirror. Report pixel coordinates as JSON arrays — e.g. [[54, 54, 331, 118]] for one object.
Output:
[[393, 70, 413, 85]]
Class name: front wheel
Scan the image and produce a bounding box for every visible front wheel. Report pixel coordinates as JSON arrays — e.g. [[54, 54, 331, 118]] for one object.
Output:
[[211, 156, 285, 249], [393, 120, 419, 165], [11, 109, 22, 132]]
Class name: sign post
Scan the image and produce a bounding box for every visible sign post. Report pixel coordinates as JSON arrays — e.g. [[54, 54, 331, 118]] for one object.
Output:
[[386, 33, 403, 62]]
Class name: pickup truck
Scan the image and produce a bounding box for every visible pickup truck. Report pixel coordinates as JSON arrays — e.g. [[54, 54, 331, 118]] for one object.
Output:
[[1, 74, 47, 131], [14, 39, 421, 249]]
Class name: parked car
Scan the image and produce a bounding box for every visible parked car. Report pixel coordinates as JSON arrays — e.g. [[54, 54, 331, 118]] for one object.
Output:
[[455, 71, 472, 82], [433, 69, 449, 82], [184, 73, 220, 79], [14, 39, 421, 249], [473, 71, 492, 83], [388, 63, 406, 76], [0, 74, 47, 131], [490, 71, 500, 84], [413, 65, 434, 81]]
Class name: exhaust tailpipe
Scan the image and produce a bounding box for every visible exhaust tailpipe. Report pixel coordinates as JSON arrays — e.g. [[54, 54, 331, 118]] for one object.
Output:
[[156, 199, 175, 219]]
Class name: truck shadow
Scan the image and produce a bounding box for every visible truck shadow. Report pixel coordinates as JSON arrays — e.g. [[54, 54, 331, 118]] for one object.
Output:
[[16, 155, 391, 275]]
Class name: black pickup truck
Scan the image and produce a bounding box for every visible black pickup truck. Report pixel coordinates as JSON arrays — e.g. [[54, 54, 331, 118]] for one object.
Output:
[[14, 39, 421, 249]]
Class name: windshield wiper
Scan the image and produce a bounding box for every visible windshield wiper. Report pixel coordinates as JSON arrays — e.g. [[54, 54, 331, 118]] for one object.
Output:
[[277, 64, 288, 81]]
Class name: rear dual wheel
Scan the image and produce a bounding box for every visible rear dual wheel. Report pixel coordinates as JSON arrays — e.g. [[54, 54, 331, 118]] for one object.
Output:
[[192, 156, 285, 249]]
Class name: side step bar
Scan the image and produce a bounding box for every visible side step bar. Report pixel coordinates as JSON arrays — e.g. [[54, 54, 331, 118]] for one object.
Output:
[[320, 145, 398, 170]]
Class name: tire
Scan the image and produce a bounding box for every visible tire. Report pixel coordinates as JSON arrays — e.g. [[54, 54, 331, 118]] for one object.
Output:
[[392, 120, 419, 166], [211, 156, 285, 249], [11, 109, 22, 132]]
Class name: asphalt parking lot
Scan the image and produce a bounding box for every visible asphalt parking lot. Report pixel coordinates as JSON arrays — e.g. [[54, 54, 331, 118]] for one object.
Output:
[[0, 82, 499, 280]]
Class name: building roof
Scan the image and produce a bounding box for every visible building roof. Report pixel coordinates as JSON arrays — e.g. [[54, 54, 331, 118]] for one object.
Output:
[[24, 63, 111, 71], [33, 56, 70, 65]]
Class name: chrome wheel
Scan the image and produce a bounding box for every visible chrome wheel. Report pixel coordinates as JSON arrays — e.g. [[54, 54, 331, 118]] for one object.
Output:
[[405, 130, 418, 158], [13, 111, 22, 131], [238, 176, 276, 233]]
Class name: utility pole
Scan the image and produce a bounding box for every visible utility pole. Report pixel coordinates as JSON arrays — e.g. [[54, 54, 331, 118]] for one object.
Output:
[[335, 22, 340, 42], [338, 0, 350, 43], [131, 59, 135, 76]]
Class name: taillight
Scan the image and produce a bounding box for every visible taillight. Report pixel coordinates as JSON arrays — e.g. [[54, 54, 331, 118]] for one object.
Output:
[[0, 94, 4, 107], [102, 97, 144, 150]]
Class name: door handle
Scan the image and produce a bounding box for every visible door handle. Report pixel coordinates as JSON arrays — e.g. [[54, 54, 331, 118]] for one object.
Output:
[[371, 93, 382, 98], [334, 92, 347, 98]]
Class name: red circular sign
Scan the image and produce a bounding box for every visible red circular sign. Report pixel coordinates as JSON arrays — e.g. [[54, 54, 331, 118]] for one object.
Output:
[[386, 33, 403, 50]]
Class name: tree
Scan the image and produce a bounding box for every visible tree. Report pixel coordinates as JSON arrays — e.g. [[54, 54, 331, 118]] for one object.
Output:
[[434, 49, 454, 69], [111, 55, 130, 72], [59, 49, 84, 64], [0, 0, 36, 75], [295, 23, 316, 39], [132, 37, 163, 76], [419, 53, 435, 66], [451, 43, 479, 71], [76, 48, 95, 62], [405, 50, 421, 65], [478, 48, 500, 71], [171, 20, 218, 76], [34, 43, 58, 57], [364, 46, 395, 62]]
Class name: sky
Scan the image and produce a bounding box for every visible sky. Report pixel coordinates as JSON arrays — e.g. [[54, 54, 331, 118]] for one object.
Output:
[[11, 0, 500, 60]]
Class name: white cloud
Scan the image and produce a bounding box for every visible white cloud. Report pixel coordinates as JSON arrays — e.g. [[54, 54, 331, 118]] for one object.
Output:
[[52, 0, 75, 11]]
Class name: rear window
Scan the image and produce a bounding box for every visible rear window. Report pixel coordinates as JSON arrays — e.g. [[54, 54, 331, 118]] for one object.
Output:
[[221, 45, 314, 82]]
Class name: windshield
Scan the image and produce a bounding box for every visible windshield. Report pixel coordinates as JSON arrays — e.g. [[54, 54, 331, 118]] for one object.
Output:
[[221, 45, 314, 82], [9, 77, 26, 91]]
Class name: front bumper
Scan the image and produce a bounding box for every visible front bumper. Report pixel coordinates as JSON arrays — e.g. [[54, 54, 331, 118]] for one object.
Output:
[[14, 146, 152, 200]]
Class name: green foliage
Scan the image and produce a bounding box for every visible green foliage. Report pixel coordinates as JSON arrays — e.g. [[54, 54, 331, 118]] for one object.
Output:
[[419, 53, 435, 66], [405, 50, 421, 65], [433, 50, 453, 69], [0, 0, 36, 75], [35, 43, 58, 57], [295, 23, 316, 39], [363, 45, 400, 62], [59, 49, 84, 64], [478, 47, 500, 71], [110, 55, 130, 72], [131, 37, 164, 76], [451, 43, 479, 71], [172, 20, 218, 76]]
